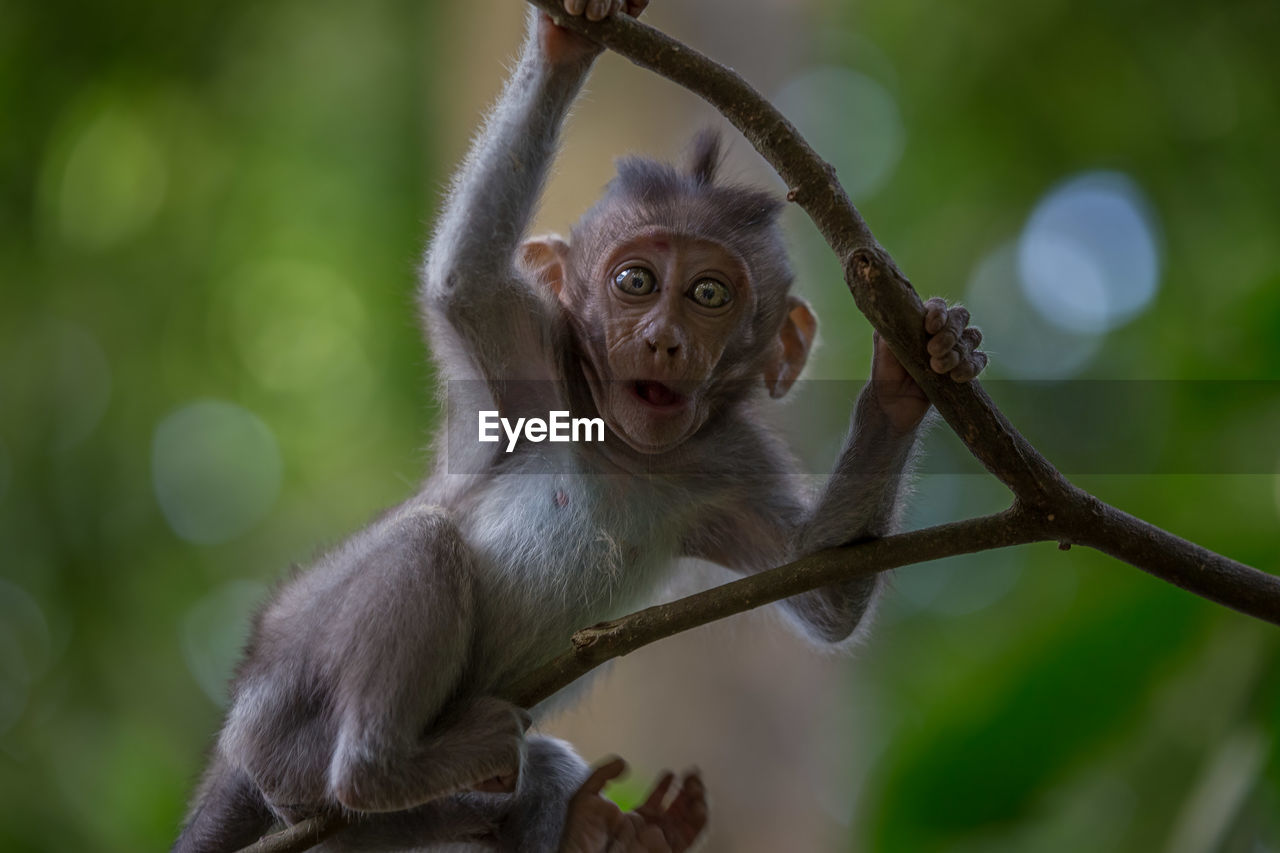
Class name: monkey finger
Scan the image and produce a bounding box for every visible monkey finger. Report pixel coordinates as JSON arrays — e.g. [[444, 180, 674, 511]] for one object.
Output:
[[923, 297, 949, 334], [576, 756, 628, 799], [636, 771, 676, 817], [670, 771, 705, 809], [931, 350, 961, 374], [606, 814, 641, 852], [951, 350, 989, 383], [927, 330, 958, 357], [564, 0, 588, 16], [586, 0, 611, 20], [666, 774, 707, 846], [943, 304, 970, 342], [636, 823, 668, 852], [677, 796, 709, 836], [664, 806, 704, 850], [603, 803, 630, 834], [951, 328, 987, 382]]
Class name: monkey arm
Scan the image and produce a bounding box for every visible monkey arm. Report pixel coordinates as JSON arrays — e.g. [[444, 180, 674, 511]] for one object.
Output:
[[795, 389, 921, 555], [418, 15, 594, 383], [682, 390, 921, 645], [779, 388, 922, 642]]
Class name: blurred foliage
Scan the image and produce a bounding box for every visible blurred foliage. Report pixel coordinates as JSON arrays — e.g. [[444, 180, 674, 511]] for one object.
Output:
[[0, 0, 1277, 851]]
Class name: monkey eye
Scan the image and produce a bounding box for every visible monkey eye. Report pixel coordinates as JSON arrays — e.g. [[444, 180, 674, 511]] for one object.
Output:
[[688, 278, 732, 309], [614, 266, 657, 296]]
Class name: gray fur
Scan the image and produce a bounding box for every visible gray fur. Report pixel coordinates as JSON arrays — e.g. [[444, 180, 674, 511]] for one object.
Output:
[[174, 11, 921, 852]]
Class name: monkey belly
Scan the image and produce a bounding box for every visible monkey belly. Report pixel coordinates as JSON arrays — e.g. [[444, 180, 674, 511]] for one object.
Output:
[[458, 469, 683, 671]]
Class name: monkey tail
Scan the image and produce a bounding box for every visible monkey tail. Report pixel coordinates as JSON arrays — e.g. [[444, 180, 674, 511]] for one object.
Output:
[[172, 755, 275, 853]]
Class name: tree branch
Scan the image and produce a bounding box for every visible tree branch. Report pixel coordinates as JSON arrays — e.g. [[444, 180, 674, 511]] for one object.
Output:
[[522, 0, 1280, 624], [504, 508, 1046, 706], [235, 6, 1280, 851], [236, 820, 344, 853]]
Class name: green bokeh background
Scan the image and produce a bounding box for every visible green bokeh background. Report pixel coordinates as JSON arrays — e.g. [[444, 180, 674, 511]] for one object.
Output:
[[1, 0, 1277, 851]]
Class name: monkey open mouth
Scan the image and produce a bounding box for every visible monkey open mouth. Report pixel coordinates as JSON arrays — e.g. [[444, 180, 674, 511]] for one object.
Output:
[[632, 380, 687, 410]]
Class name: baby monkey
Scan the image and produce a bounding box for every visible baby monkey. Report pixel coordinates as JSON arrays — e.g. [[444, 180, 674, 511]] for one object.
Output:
[[173, 1, 985, 851]]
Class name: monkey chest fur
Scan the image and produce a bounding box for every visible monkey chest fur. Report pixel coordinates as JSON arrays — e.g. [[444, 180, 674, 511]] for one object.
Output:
[[459, 461, 690, 663]]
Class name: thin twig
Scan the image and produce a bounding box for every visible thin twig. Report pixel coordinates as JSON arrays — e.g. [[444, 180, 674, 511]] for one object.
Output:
[[235, 818, 342, 853], [505, 508, 1043, 706]]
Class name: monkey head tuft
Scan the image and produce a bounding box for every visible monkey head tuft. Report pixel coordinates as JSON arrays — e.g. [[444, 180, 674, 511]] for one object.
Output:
[[686, 128, 723, 187]]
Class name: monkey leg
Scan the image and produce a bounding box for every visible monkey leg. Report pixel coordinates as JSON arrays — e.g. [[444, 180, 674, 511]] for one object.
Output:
[[330, 694, 532, 813], [317, 505, 528, 813], [316, 736, 589, 852], [171, 754, 275, 853]]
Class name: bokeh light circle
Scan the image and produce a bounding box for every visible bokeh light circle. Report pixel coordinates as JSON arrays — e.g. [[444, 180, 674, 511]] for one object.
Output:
[[775, 67, 904, 201], [0, 439, 10, 502], [0, 631, 27, 735], [6, 319, 112, 452], [47, 104, 167, 250], [0, 580, 52, 735], [224, 259, 370, 395], [182, 580, 268, 706], [966, 242, 1102, 379], [1018, 171, 1161, 334], [151, 400, 282, 545], [891, 476, 1024, 617], [48, 321, 113, 451]]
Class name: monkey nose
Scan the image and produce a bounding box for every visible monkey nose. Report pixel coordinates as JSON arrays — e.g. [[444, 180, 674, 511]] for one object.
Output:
[[645, 336, 680, 357]]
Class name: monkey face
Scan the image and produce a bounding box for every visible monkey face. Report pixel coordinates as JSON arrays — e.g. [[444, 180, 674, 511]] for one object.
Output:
[[523, 222, 813, 455], [580, 228, 752, 454]]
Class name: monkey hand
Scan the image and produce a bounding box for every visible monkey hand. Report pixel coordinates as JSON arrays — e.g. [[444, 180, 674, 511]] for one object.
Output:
[[869, 297, 986, 433], [560, 757, 707, 853], [539, 1, 650, 67]]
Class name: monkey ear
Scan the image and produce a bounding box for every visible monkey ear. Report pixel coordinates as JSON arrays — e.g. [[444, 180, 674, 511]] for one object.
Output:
[[518, 234, 570, 299], [764, 296, 817, 399]]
